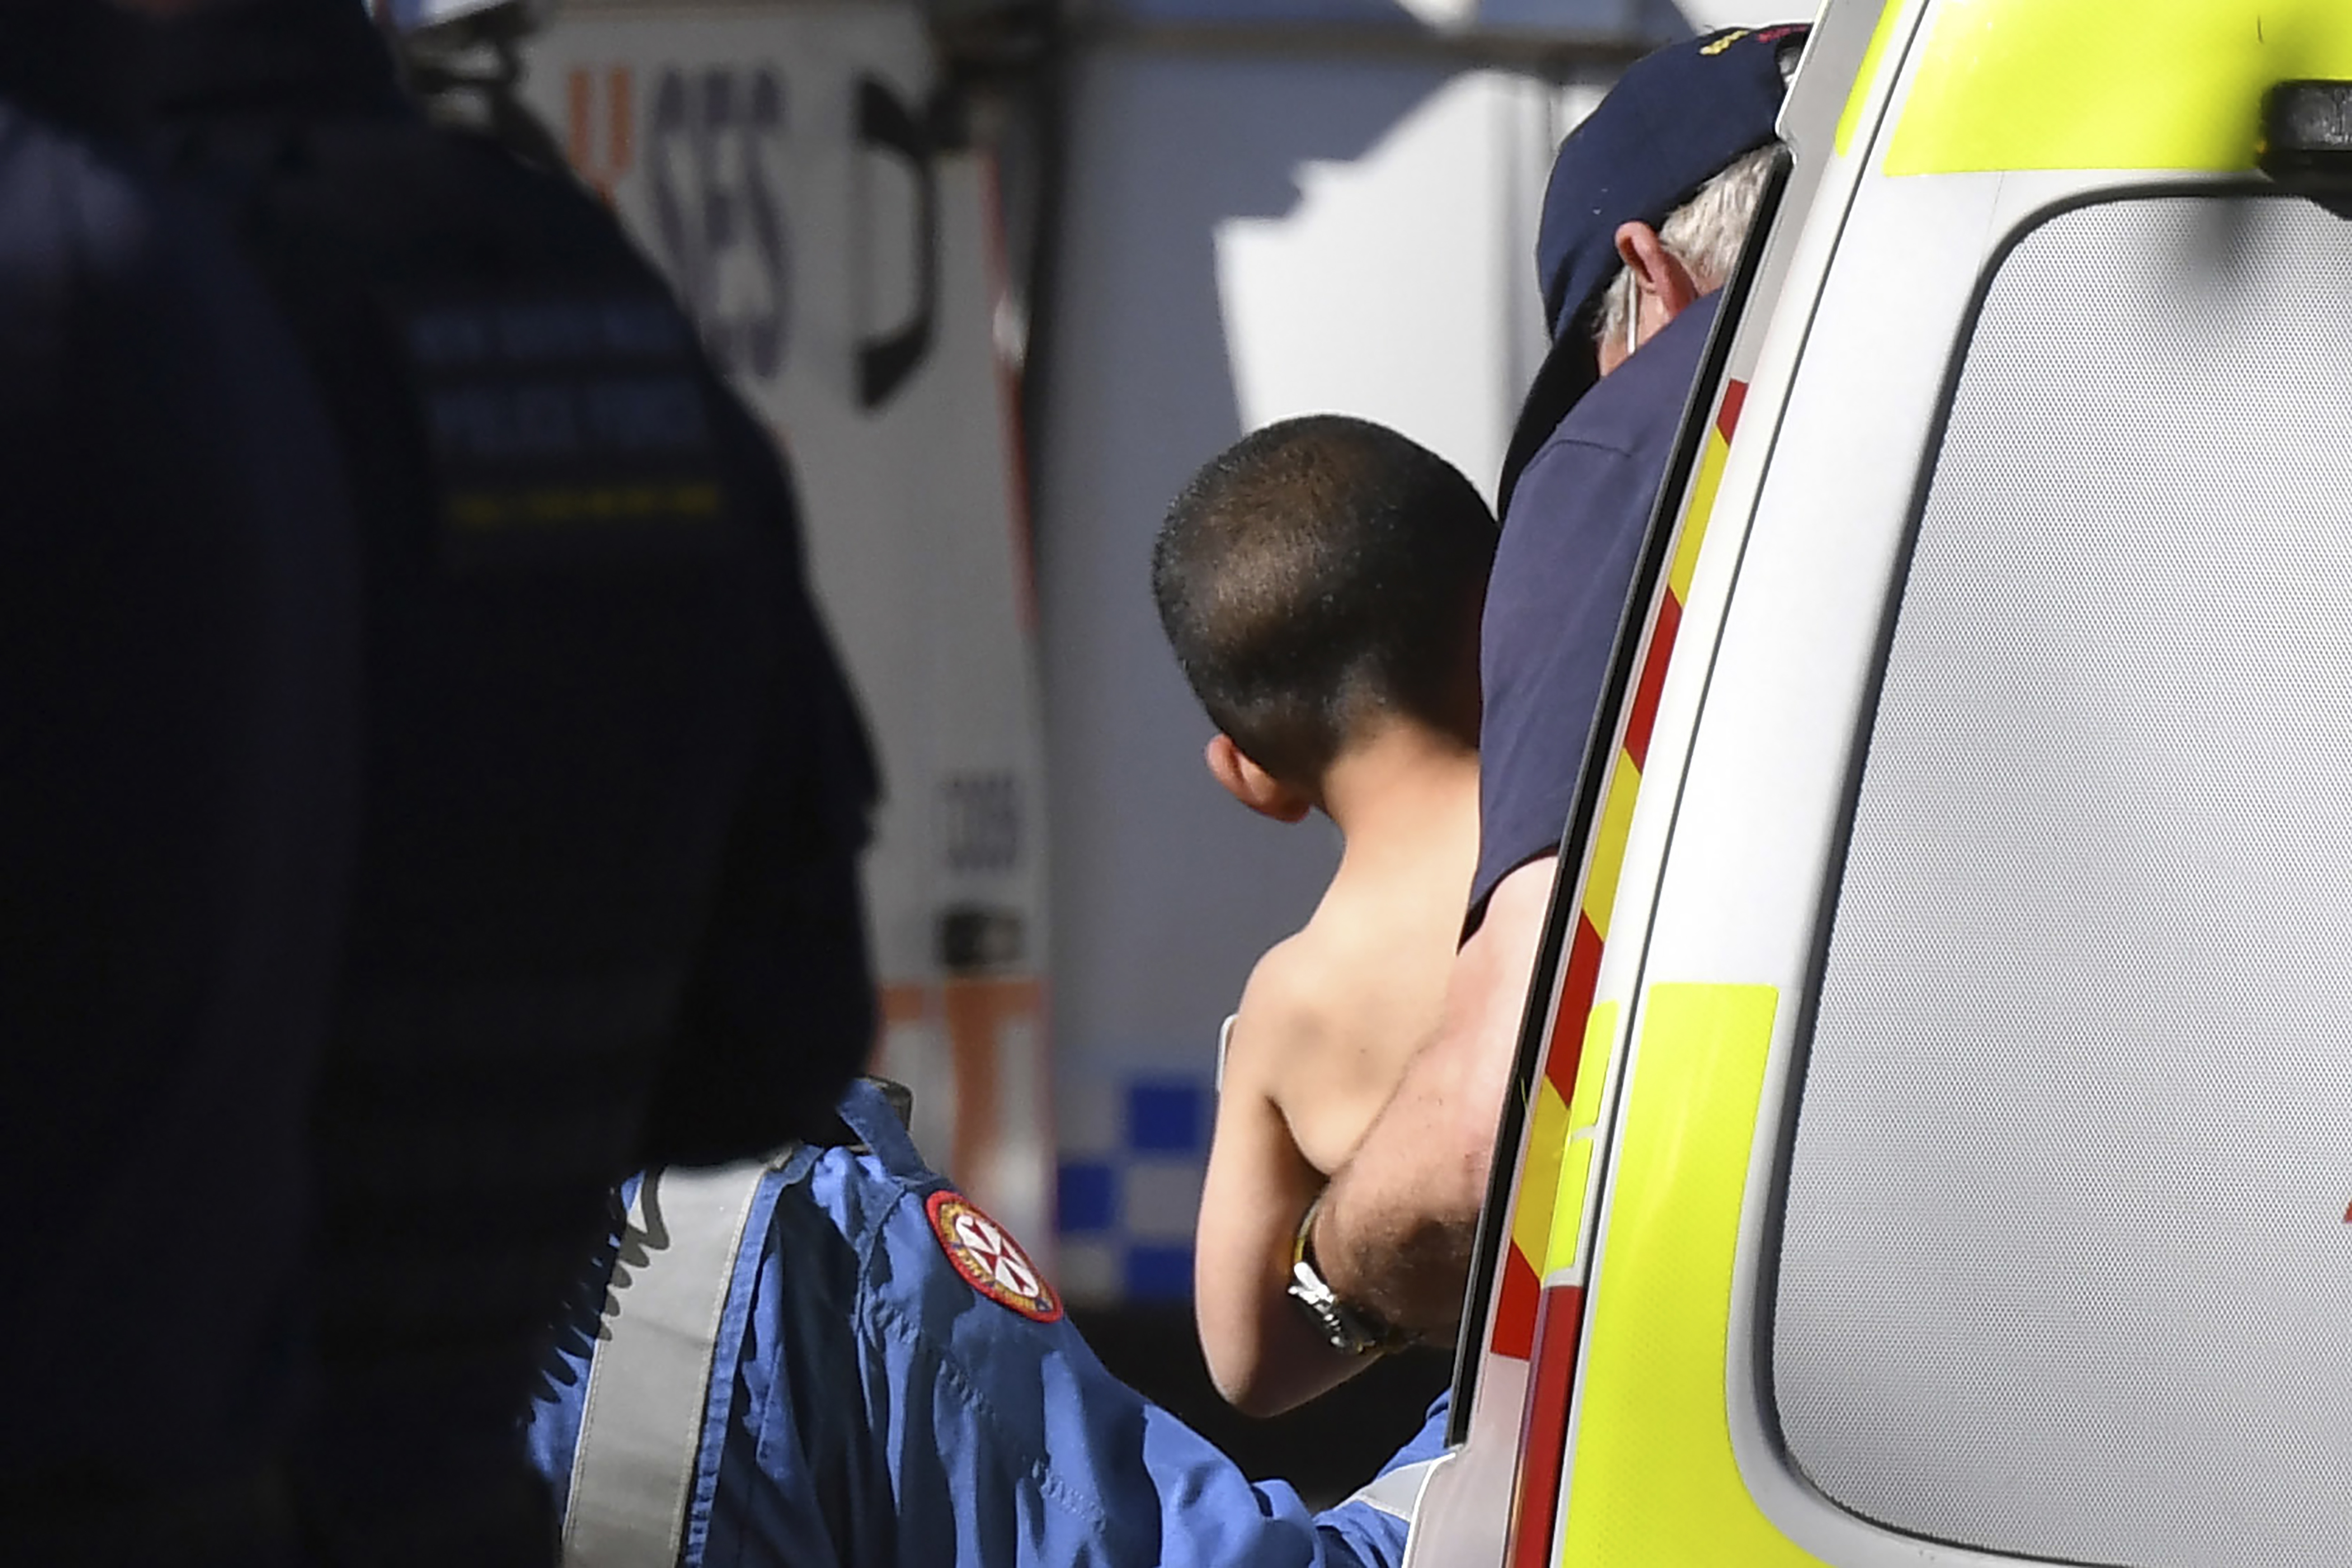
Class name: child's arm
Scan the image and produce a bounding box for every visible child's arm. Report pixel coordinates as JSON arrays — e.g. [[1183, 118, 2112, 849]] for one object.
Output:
[[1193, 966, 1378, 1417]]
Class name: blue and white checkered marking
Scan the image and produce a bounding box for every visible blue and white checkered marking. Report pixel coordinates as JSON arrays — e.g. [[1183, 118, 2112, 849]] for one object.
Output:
[[1055, 1072, 1214, 1303]]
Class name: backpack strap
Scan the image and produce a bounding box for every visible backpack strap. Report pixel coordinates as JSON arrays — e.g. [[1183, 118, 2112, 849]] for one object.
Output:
[[559, 1080, 913, 1565], [834, 1075, 928, 1180], [560, 1150, 800, 1568]]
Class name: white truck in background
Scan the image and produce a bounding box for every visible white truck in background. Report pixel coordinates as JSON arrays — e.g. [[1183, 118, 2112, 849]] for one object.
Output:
[[518, 1, 1056, 1253]]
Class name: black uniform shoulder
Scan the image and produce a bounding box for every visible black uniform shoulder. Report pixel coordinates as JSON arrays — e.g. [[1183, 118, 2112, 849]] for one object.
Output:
[[149, 0, 663, 284]]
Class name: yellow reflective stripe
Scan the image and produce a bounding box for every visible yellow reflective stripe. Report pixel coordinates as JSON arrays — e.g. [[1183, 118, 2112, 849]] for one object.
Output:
[[1538, 1002, 1621, 1279], [1511, 1077, 1573, 1269], [1580, 757, 1640, 942], [1666, 430, 1727, 605], [1542, 1138, 1597, 1276], [1563, 984, 1822, 1567], [1888, 0, 2352, 175], [1565, 1000, 1617, 1130], [1833, 0, 1904, 158]]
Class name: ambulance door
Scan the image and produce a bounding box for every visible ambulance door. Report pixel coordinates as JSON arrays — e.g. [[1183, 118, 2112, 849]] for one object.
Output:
[[522, 5, 1056, 1248], [1397, 12, 1877, 1558], [1453, 1, 2352, 1566]]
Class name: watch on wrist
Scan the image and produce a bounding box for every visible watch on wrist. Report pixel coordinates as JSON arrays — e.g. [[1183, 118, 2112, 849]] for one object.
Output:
[[1285, 1191, 1411, 1356]]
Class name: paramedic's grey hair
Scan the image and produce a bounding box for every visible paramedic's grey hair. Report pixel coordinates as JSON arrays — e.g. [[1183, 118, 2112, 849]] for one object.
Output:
[[1591, 143, 1779, 355]]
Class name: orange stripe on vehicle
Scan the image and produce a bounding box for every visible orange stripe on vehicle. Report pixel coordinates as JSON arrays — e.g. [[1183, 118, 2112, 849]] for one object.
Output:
[[942, 977, 1044, 1201], [1716, 378, 1747, 440], [879, 981, 932, 1028], [1492, 1245, 1543, 1362], [1494, 925, 1607, 1353], [1508, 1284, 1589, 1568], [1498, 378, 1748, 1563], [609, 68, 634, 177], [566, 69, 592, 174], [1544, 916, 1605, 1104], [1621, 592, 1679, 771], [1487, 379, 1748, 1362], [1493, 915, 1605, 1359]]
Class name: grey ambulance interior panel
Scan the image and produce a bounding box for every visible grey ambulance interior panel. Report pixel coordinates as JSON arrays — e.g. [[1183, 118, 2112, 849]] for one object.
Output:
[[1774, 193, 2352, 1567]]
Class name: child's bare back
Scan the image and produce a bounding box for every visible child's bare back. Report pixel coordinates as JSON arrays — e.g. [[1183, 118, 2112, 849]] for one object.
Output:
[[1196, 761, 1478, 1413], [1152, 414, 1496, 1416], [1239, 779, 1480, 1173]]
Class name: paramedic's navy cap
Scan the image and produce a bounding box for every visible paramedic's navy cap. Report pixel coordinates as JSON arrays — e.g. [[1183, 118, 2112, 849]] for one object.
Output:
[[1535, 23, 1807, 344], [1498, 22, 1805, 517]]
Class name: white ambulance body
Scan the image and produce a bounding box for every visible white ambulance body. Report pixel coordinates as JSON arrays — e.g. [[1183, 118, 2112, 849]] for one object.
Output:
[[1410, 0, 2352, 1563]]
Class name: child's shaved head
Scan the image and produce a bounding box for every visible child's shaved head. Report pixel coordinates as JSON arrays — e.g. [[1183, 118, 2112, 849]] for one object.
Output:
[[1153, 415, 1496, 785]]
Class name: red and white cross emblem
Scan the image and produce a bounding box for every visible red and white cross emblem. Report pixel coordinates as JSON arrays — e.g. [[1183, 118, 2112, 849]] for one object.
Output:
[[925, 1190, 1063, 1322]]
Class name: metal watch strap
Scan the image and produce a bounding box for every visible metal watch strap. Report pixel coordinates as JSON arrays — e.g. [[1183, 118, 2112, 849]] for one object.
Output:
[[1285, 1190, 1408, 1356]]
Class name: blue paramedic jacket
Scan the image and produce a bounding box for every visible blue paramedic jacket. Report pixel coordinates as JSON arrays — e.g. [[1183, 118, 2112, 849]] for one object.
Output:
[[528, 1082, 1445, 1567]]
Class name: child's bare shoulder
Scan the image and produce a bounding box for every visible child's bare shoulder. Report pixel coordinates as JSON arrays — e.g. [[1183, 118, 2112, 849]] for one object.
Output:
[[1225, 903, 1414, 1137], [1225, 931, 1338, 1094]]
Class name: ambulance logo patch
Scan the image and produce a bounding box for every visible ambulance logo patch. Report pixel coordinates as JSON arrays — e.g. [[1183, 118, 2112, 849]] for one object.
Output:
[[926, 1190, 1063, 1322]]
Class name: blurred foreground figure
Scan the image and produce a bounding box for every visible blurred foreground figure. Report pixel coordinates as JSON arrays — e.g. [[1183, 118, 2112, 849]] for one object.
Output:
[[528, 1081, 1445, 1568], [139, 0, 880, 1560], [0, 5, 361, 1563]]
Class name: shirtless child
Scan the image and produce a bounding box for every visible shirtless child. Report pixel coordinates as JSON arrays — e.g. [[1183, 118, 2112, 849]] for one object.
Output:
[[1152, 415, 1495, 1417]]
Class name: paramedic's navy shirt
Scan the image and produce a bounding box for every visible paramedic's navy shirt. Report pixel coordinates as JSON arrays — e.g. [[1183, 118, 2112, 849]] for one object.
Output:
[[1470, 291, 1721, 918]]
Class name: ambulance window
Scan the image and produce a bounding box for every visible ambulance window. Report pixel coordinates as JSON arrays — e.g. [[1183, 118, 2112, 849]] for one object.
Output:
[[1776, 193, 2352, 1568]]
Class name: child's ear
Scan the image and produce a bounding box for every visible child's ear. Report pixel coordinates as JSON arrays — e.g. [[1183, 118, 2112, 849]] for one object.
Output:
[[1204, 734, 1312, 824]]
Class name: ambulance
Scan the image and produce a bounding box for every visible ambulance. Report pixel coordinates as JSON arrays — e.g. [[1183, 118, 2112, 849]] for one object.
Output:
[[1403, 1, 2352, 1564]]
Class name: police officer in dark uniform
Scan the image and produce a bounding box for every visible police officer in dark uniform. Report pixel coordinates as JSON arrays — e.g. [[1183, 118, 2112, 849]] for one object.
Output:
[[135, 0, 880, 1560], [0, 5, 361, 1562]]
